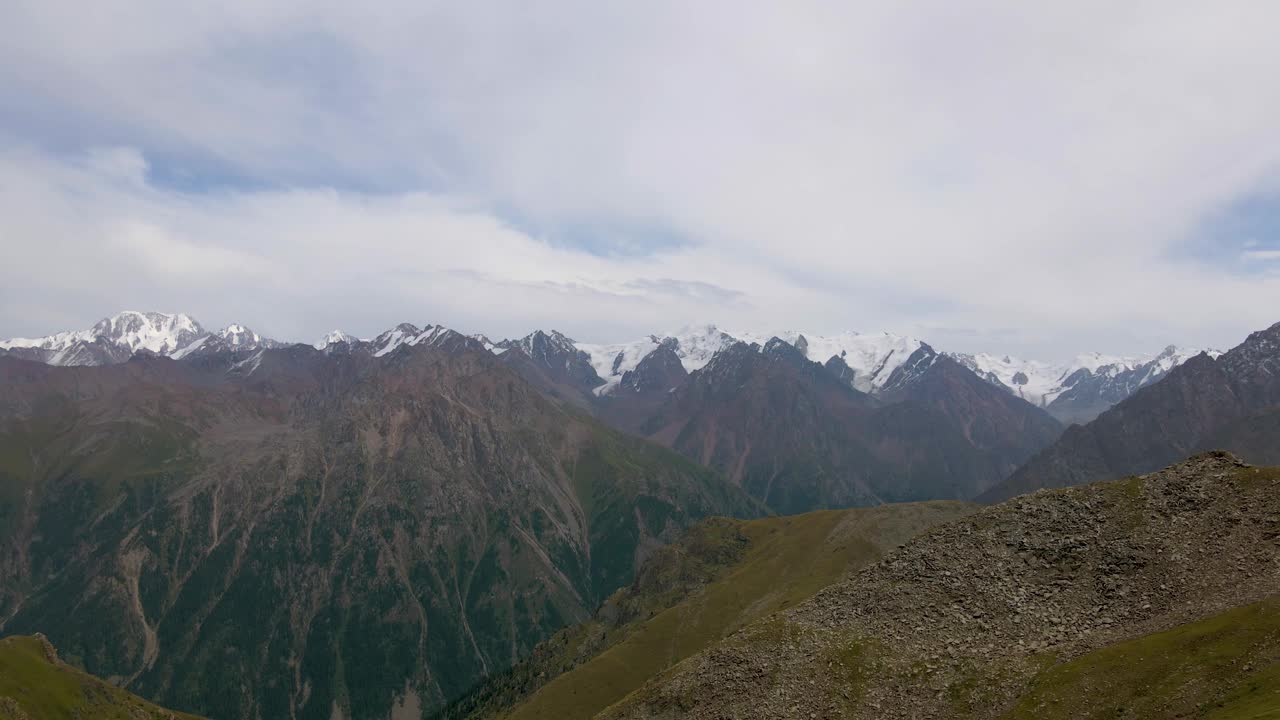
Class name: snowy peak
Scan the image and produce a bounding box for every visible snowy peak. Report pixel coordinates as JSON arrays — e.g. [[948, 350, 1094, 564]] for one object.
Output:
[[0, 311, 290, 366], [950, 344, 1222, 424], [320, 323, 473, 357], [734, 330, 927, 394], [0, 311, 211, 366], [371, 323, 423, 357], [573, 326, 927, 396], [217, 323, 263, 349], [576, 324, 739, 396], [504, 330, 581, 364], [305, 322, 483, 357], [90, 311, 205, 355], [315, 330, 359, 350]]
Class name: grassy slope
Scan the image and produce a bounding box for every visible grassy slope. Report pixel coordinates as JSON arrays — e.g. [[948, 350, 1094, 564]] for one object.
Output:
[[502, 501, 974, 720], [0, 635, 203, 720], [1004, 597, 1280, 720]]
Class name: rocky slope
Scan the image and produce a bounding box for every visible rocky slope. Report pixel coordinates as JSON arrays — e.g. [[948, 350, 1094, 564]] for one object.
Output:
[[605, 451, 1280, 719], [438, 500, 974, 720], [0, 634, 203, 720], [989, 321, 1280, 502], [0, 341, 759, 719]]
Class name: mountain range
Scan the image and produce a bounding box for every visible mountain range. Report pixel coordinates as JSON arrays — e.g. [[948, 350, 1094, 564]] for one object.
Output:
[[3, 310, 1280, 719], [1, 313, 1214, 424]]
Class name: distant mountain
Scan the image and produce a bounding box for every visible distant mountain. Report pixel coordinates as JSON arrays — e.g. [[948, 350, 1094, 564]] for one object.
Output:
[[469, 327, 1060, 510], [625, 338, 1061, 512], [986, 321, 1280, 502], [599, 452, 1280, 720], [0, 341, 758, 718], [576, 325, 737, 396], [0, 311, 281, 366], [577, 325, 928, 398], [952, 345, 1218, 424], [3, 315, 1210, 424], [0, 634, 204, 719], [491, 331, 606, 409]]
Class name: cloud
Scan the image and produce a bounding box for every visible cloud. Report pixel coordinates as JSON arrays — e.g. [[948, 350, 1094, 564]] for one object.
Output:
[[2, 2, 1280, 358]]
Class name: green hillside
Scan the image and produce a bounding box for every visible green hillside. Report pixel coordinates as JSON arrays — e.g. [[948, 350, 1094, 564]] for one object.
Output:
[[1005, 597, 1280, 720], [0, 634, 202, 720]]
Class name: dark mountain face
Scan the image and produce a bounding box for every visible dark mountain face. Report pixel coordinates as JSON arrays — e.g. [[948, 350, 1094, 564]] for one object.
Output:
[[878, 351, 1064, 474], [493, 331, 604, 409], [594, 342, 688, 434], [626, 340, 1061, 513], [822, 354, 857, 387], [0, 345, 757, 719], [988, 322, 1280, 502]]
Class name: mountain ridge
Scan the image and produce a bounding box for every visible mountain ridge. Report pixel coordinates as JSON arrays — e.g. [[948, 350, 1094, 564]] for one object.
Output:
[[2, 312, 1212, 422]]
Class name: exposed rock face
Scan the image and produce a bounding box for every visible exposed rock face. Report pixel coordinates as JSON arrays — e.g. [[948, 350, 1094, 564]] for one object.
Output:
[[606, 452, 1280, 720], [0, 344, 757, 719], [990, 321, 1280, 502]]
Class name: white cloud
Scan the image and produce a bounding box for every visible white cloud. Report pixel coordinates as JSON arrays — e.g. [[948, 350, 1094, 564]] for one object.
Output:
[[1, 2, 1279, 358]]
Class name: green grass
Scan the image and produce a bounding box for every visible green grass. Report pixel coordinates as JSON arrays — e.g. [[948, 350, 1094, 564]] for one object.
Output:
[[1003, 597, 1280, 720], [0, 635, 204, 720], [500, 502, 972, 720]]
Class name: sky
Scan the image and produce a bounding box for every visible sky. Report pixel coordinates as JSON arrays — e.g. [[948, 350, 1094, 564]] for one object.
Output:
[[2, 2, 1280, 361]]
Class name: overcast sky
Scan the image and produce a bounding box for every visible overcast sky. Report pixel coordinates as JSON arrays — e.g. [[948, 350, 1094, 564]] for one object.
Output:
[[2, 2, 1279, 360]]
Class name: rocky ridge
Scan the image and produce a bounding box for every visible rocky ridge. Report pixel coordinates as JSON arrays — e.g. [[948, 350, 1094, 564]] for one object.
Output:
[[606, 452, 1280, 719]]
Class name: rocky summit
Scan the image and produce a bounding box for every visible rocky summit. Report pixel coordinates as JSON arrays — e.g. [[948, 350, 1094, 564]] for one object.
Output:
[[605, 452, 1280, 719]]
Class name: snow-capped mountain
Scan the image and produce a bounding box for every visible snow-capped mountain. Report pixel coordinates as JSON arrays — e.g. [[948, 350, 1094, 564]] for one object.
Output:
[[218, 323, 269, 349], [736, 330, 929, 394], [951, 345, 1221, 424], [312, 324, 474, 357], [314, 330, 360, 350], [1, 313, 1218, 423], [576, 324, 738, 395], [571, 325, 929, 397], [0, 311, 279, 366]]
